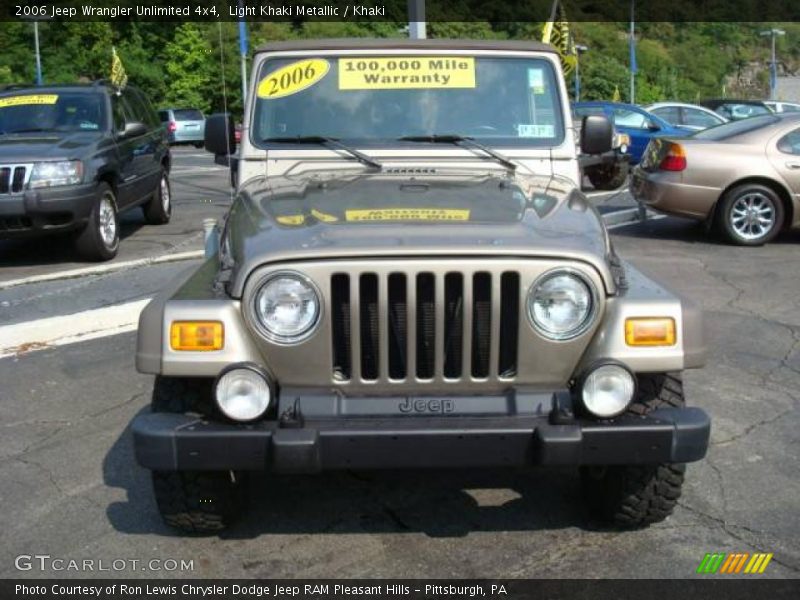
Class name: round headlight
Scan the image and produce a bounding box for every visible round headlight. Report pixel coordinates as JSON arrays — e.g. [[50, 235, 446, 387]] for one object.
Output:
[[581, 364, 635, 418], [215, 366, 272, 422], [253, 273, 320, 343], [528, 270, 597, 339]]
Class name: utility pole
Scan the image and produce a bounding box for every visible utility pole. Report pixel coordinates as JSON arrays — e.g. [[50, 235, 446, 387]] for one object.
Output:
[[574, 44, 588, 101], [238, 0, 248, 106], [408, 0, 426, 39], [629, 0, 636, 104], [760, 28, 785, 100], [33, 21, 42, 85]]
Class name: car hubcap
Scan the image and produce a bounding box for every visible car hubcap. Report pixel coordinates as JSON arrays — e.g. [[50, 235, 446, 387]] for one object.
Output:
[[161, 176, 170, 212], [98, 196, 116, 247], [730, 193, 775, 240]]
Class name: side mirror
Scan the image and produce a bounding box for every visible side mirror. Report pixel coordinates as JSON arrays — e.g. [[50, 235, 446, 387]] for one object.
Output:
[[121, 121, 147, 138], [647, 121, 661, 132], [580, 115, 613, 155], [204, 113, 236, 155]]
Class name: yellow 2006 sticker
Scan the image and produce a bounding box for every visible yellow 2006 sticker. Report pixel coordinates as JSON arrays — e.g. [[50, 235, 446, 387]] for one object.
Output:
[[345, 208, 470, 222], [0, 94, 59, 108], [257, 59, 330, 100], [338, 57, 475, 90]]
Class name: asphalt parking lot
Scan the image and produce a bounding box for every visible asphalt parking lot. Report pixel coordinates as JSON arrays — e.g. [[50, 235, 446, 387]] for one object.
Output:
[[0, 147, 798, 580]]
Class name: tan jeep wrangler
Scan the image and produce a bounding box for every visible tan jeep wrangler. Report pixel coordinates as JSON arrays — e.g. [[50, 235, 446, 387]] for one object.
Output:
[[132, 39, 709, 532]]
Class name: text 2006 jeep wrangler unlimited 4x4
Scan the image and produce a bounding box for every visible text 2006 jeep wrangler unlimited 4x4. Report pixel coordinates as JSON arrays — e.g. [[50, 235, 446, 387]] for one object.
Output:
[[132, 40, 710, 532]]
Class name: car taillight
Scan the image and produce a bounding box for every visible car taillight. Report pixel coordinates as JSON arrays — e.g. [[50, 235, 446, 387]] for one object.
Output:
[[659, 143, 686, 171], [167, 121, 177, 133]]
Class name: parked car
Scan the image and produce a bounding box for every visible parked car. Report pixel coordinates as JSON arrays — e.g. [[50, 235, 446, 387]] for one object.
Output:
[[764, 100, 800, 114], [699, 99, 772, 121], [573, 101, 693, 164], [158, 108, 205, 147], [0, 82, 171, 261], [644, 102, 728, 131], [132, 38, 710, 533], [632, 113, 800, 245]]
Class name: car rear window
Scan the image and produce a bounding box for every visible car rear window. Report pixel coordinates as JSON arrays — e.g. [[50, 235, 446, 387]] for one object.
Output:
[[173, 109, 203, 121], [692, 115, 779, 140]]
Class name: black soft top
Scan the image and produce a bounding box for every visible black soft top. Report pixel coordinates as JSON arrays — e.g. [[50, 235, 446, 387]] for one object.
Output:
[[256, 38, 557, 55]]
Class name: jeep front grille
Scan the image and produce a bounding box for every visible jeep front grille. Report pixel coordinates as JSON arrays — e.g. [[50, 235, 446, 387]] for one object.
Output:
[[330, 270, 520, 383], [0, 164, 32, 194]]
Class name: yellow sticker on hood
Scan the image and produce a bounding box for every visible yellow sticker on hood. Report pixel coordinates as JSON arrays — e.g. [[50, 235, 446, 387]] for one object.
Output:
[[0, 94, 59, 108], [276, 214, 305, 226], [258, 59, 330, 100], [338, 57, 475, 90], [345, 208, 470, 222]]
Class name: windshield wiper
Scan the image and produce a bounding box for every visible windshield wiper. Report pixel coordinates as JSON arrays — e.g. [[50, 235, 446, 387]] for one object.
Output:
[[398, 134, 517, 172], [4, 128, 54, 134], [263, 136, 382, 170]]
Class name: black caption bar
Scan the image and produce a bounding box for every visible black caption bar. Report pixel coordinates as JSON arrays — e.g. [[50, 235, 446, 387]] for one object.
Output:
[[2, 0, 800, 22], [3, 579, 800, 600]]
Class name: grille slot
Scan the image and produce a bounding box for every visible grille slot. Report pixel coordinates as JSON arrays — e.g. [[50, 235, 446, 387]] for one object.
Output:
[[0, 164, 30, 194], [387, 274, 407, 380], [331, 269, 519, 384], [416, 273, 436, 379], [359, 274, 380, 380], [498, 272, 520, 378], [471, 272, 492, 378], [330, 274, 351, 380]]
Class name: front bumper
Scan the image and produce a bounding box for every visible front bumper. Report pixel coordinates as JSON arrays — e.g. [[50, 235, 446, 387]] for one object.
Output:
[[0, 183, 96, 238], [132, 403, 710, 473]]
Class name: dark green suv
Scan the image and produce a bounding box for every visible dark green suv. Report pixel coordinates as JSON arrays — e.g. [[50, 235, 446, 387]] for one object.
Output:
[[0, 81, 171, 261]]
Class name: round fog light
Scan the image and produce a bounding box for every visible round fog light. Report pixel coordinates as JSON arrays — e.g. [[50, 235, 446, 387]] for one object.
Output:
[[581, 364, 635, 418], [215, 366, 272, 422]]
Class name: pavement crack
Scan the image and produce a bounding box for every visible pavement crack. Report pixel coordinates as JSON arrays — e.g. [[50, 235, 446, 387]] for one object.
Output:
[[711, 408, 794, 446], [677, 501, 800, 574]]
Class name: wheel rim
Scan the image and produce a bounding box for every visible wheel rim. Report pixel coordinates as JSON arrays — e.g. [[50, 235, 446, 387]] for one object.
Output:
[[160, 175, 171, 213], [98, 195, 117, 247], [730, 192, 775, 241]]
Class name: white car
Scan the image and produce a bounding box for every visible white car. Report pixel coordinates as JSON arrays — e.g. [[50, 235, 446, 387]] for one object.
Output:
[[764, 100, 800, 113], [644, 102, 728, 131]]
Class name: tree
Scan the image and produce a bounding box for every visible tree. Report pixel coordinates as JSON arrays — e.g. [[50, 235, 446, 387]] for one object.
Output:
[[163, 23, 214, 113]]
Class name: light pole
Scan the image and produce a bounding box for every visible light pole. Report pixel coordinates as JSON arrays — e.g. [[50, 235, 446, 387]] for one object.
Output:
[[574, 44, 588, 101], [408, 0, 426, 39], [33, 21, 42, 85], [760, 28, 785, 100]]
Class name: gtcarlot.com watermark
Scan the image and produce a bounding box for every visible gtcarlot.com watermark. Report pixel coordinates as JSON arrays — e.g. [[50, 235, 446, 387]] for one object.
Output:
[[15, 554, 194, 572]]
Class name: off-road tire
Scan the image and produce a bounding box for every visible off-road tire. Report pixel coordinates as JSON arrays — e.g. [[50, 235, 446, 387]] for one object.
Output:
[[75, 183, 119, 261], [586, 162, 629, 191], [580, 372, 687, 528], [143, 169, 171, 225], [149, 376, 245, 533], [716, 183, 784, 246]]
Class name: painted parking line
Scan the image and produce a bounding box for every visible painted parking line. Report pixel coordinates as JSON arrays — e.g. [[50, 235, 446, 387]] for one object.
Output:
[[0, 298, 151, 359], [0, 249, 204, 291], [586, 187, 629, 198]]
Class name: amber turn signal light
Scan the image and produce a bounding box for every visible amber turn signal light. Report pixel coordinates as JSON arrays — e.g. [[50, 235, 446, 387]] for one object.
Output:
[[170, 321, 224, 351], [625, 317, 676, 346]]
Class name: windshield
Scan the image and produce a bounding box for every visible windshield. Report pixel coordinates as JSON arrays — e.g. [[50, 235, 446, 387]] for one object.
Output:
[[0, 92, 107, 133], [692, 115, 779, 141], [252, 55, 564, 147], [173, 109, 203, 121]]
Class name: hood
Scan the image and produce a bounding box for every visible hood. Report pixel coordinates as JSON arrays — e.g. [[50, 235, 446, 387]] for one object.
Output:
[[0, 130, 103, 162], [224, 169, 616, 297]]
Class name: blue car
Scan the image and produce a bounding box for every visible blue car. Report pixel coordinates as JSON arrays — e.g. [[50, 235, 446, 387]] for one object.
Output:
[[573, 101, 694, 164]]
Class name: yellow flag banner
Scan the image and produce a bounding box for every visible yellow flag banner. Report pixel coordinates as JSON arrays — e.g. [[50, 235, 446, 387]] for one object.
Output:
[[111, 47, 128, 89], [541, 1, 576, 76], [612, 86, 621, 102]]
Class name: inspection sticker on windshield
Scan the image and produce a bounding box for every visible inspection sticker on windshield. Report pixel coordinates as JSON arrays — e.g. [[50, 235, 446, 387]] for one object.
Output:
[[345, 208, 470, 222], [338, 57, 475, 90], [257, 59, 330, 100], [517, 124, 555, 138], [0, 94, 59, 108], [528, 68, 545, 94]]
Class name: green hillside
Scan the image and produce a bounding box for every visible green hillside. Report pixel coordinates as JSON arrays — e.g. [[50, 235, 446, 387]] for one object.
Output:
[[1, 21, 798, 115]]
